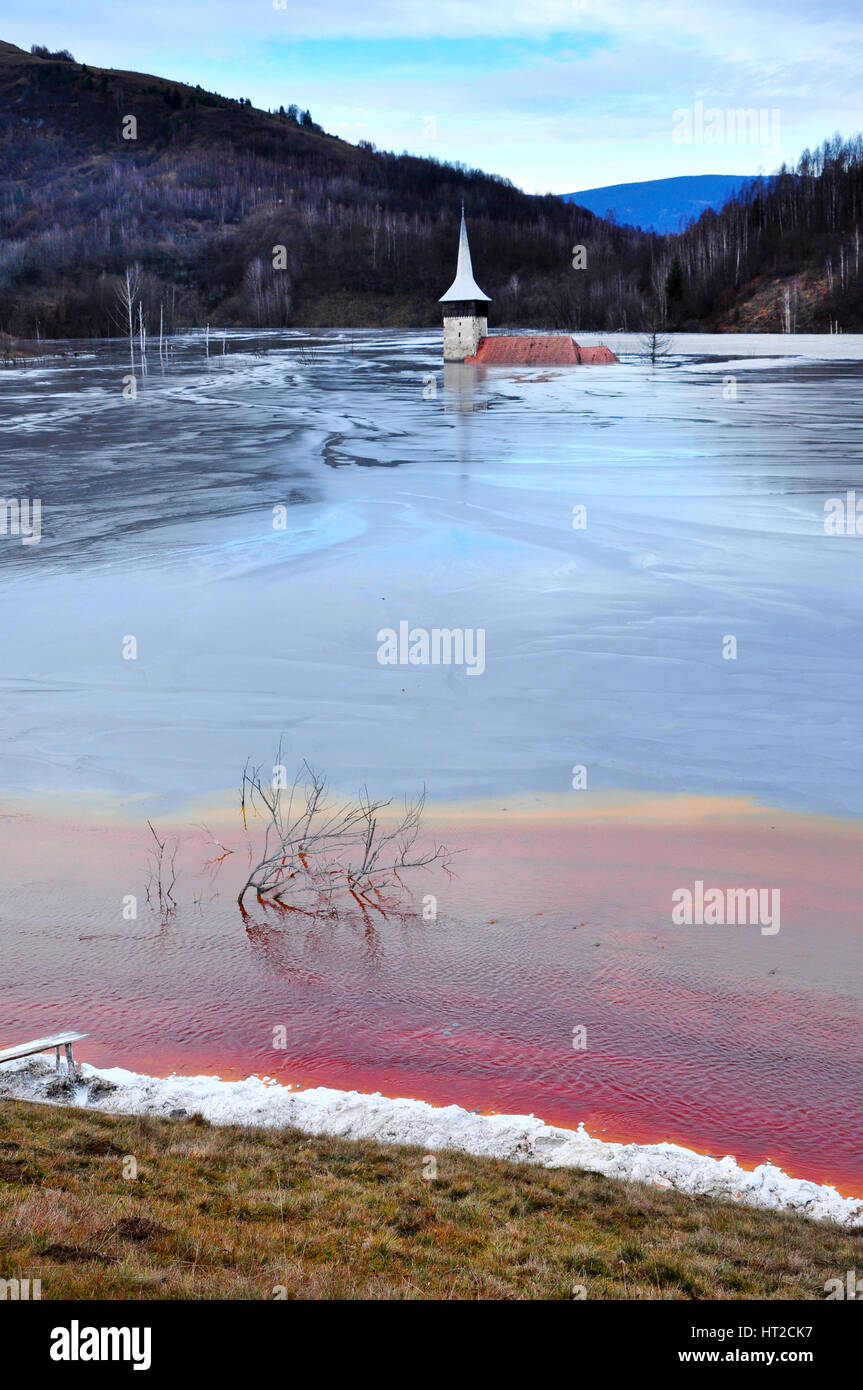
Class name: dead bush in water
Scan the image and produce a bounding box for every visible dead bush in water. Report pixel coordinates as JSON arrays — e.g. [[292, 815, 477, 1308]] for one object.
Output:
[[145, 820, 177, 914], [236, 756, 451, 920]]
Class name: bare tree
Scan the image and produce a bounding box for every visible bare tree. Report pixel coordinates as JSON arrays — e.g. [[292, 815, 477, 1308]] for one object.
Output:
[[137, 299, 147, 368], [639, 307, 672, 363], [237, 755, 452, 919], [113, 263, 142, 367], [145, 820, 178, 912]]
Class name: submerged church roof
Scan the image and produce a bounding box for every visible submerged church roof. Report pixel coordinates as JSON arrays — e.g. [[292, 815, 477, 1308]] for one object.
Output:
[[439, 208, 491, 303], [465, 337, 619, 365]]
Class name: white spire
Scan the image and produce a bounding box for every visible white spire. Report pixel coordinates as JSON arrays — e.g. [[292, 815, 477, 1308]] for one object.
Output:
[[439, 206, 491, 303]]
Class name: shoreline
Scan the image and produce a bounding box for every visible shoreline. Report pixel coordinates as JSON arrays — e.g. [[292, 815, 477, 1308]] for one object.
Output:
[[2, 789, 862, 1193], [3, 1053, 862, 1229]]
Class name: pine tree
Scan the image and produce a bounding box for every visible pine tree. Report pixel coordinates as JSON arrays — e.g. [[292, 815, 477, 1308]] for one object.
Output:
[[665, 256, 684, 305]]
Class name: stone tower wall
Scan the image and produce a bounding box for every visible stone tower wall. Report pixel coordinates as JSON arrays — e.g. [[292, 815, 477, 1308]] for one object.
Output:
[[442, 310, 488, 362]]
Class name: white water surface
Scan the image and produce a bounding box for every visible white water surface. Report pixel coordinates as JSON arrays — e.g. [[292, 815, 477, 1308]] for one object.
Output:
[[1, 329, 862, 813]]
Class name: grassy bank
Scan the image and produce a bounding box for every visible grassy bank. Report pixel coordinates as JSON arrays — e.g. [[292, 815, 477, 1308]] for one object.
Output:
[[0, 1098, 859, 1299]]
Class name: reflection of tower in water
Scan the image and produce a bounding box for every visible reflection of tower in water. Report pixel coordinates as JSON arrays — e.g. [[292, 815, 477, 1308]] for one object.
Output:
[[443, 361, 488, 486], [442, 361, 487, 412]]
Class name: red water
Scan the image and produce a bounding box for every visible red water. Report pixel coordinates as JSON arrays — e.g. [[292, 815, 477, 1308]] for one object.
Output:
[[1, 792, 862, 1193]]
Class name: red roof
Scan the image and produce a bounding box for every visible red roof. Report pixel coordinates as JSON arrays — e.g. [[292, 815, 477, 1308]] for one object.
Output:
[[577, 344, 618, 363], [465, 336, 618, 365]]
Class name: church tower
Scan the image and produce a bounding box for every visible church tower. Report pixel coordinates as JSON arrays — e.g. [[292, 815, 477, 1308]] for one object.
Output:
[[439, 207, 491, 362]]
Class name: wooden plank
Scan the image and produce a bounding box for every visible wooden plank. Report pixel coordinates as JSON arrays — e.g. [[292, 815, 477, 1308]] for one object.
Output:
[[0, 1032, 88, 1065]]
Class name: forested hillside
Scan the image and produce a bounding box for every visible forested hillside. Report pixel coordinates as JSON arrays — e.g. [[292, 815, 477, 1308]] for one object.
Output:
[[0, 40, 654, 337], [668, 136, 863, 331], [1, 39, 863, 336]]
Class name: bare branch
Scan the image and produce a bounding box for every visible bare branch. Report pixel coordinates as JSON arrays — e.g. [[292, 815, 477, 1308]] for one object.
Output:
[[236, 757, 453, 917], [146, 819, 179, 912]]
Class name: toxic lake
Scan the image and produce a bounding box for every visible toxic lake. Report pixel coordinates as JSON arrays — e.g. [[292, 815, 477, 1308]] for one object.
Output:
[[1, 329, 862, 1194]]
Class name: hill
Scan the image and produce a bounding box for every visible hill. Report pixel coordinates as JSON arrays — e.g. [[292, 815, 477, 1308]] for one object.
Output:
[[563, 174, 750, 234], [0, 39, 652, 337], [665, 138, 863, 331]]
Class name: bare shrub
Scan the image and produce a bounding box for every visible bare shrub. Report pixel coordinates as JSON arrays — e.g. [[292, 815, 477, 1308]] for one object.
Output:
[[639, 304, 672, 363], [145, 820, 178, 913], [237, 755, 452, 920]]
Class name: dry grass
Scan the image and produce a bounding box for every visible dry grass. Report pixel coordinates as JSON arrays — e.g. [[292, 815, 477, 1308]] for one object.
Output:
[[0, 1098, 859, 1300]]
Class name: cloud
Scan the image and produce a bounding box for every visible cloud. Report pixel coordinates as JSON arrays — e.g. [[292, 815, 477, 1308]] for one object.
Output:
[[4, 0, 862, 190]]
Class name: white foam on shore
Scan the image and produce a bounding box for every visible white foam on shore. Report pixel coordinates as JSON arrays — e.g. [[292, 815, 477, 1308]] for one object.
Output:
[[2, 1054, 861, 1228]]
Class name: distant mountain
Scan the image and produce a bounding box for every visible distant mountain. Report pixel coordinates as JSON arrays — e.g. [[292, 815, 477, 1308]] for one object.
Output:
[[563, 175, 751, 234]]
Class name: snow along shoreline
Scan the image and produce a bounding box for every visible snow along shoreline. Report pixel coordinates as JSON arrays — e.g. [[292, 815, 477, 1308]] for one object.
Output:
[[3, 1053, 862, 1228]]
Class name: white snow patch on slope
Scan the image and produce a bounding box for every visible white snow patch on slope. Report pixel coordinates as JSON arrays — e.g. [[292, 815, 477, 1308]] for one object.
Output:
[[2, 1054, 861, 1228]]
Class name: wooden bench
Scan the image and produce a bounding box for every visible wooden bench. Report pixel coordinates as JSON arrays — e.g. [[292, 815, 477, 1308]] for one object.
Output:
[[0, 1032, 88, 1078]]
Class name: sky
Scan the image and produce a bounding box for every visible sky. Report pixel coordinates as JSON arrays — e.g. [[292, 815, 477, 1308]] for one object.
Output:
[[2, 1, 862, 193]]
